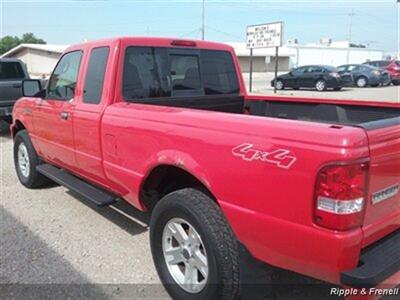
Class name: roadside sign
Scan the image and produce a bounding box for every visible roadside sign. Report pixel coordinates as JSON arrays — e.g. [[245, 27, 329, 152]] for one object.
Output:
[[246, 22, 283, 49], [245, 21, 283, 94]]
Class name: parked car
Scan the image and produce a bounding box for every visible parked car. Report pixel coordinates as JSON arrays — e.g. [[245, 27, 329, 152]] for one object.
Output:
[[12, 37, 400, 300], [337, 64, 391, 87], [271, 65, 352, 91], [363, 60, 400, 86], [0, 58, 29, 123]]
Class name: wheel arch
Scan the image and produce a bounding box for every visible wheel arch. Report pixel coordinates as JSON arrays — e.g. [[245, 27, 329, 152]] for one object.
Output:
[[11, 119, 27, 139], [139, 163, 216, 212]]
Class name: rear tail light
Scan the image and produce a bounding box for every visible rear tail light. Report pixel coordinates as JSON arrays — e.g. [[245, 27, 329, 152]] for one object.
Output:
[[314, 162, 369, 231]]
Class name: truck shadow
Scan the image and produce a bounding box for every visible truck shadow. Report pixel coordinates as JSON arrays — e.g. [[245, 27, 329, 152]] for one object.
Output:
[[0, 120, 11, 138], [0, 207, 109, 299], [66, 191, 150, 237], [65, 191, 342, 299]]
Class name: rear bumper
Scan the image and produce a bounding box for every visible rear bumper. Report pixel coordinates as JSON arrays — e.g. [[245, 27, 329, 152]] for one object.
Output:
[[341, 229, 400, 288]]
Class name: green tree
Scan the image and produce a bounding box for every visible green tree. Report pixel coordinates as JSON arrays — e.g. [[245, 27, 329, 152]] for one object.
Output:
[[0, 33, 46, 55]]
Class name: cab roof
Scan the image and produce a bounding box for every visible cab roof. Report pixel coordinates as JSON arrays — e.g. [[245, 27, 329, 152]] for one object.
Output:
[[65, 37, 234, 53]]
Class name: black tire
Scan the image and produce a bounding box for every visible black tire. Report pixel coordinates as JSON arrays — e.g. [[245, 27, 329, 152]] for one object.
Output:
[[275, 79, 284, 90], [392, 80, 400, 86], [150, 188, 240, 300], [315, 79, 327, 91], [356, 76, 368, 88], [13, 130, 51, 188]]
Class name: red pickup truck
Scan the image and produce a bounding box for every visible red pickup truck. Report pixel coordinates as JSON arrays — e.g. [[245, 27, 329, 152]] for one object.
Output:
[[12, 37, 399, 299]]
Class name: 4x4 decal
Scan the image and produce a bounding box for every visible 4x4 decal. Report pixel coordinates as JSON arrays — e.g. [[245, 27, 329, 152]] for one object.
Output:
[[232, 143, 297, 169]]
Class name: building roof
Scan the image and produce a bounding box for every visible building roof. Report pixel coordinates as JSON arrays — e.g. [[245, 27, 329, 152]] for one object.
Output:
[[227, 42, 383, 57], [1, 43, 68, 58]]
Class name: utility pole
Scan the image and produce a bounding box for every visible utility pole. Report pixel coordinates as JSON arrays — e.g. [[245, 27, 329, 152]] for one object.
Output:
[[201, 0, 205, 40], [346, 9, 355, 64]]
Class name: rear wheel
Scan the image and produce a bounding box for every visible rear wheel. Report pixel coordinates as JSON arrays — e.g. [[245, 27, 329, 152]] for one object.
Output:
[[13, 130, 51, 188], [315, 79, 327, 91], [392, 80, 400, 86], [356, 76, 368, 87], [150, 188, 240, 300]]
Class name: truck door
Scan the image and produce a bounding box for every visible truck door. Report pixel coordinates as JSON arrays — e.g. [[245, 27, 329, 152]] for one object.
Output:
[[72, 46, 111, 187], [288, 66, 306, 88], [33, 50, 83, 170]]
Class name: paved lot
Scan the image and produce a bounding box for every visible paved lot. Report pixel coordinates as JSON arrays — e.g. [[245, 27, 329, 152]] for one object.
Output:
[[0, 121, 341, 299], [244, 73, 400, 103]]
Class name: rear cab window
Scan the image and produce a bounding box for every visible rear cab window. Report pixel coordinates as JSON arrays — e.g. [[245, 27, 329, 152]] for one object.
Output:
[[122, 46, 239, 103], [83, 46, 110, 104]]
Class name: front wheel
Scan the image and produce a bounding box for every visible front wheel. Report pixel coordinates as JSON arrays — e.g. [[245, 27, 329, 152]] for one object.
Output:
[[275, 79, 284, 90], [13, 130, 51, 188], [392, 80, 400, 86], [150, 188, 240, 300]]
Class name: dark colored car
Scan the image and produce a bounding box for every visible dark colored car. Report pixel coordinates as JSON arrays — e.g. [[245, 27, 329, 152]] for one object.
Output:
[[0, 58, 29, 123], [271, 65, 350, 91], [363, 60, 400, 86], [337, 64, 391, 87]]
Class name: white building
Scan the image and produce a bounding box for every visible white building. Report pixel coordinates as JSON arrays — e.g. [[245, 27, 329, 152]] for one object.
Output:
[[1, 44, 67, 78], [228, 40, 384, 72]]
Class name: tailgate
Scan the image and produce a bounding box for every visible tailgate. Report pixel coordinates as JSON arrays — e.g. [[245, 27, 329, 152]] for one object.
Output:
[[362, 122, 400, 247]]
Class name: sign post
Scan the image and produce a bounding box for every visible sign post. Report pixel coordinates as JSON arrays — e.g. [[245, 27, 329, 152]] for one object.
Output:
[[249, 48, 253, 92], [246, 21, 283, 94], [274, 46, 279, 94]]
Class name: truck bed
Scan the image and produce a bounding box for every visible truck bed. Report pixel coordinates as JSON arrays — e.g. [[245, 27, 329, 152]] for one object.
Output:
[[246, 98, 400, 129], [151, 94, 399, 129]]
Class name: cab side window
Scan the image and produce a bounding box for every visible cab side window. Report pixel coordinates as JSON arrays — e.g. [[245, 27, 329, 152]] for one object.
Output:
[[83, 47, 110, 104], [47, 51, 82, 100], [292, 67, 306, 76]]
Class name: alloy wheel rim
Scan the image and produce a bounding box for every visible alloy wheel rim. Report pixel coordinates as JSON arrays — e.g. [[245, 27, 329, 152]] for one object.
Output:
[[316, 81, 325, 91], [18, 143, 30, 178], [276, 81, 283, 89], [162, 217, 209, 293], [357, 78, 366, 87]]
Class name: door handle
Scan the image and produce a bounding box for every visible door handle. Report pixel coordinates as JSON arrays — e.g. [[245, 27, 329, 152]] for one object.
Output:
[[60, 111, 69, 120], [13, 83, 22, 88]]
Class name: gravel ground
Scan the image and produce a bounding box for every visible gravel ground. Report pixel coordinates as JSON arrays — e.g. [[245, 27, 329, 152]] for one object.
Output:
[[0, 120, 342, 299], [244, 72, 400, 103], [1, 78, 398, 298]]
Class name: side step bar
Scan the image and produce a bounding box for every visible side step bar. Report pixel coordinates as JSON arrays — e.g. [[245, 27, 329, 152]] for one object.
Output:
[[36, 164, 117, 207]]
